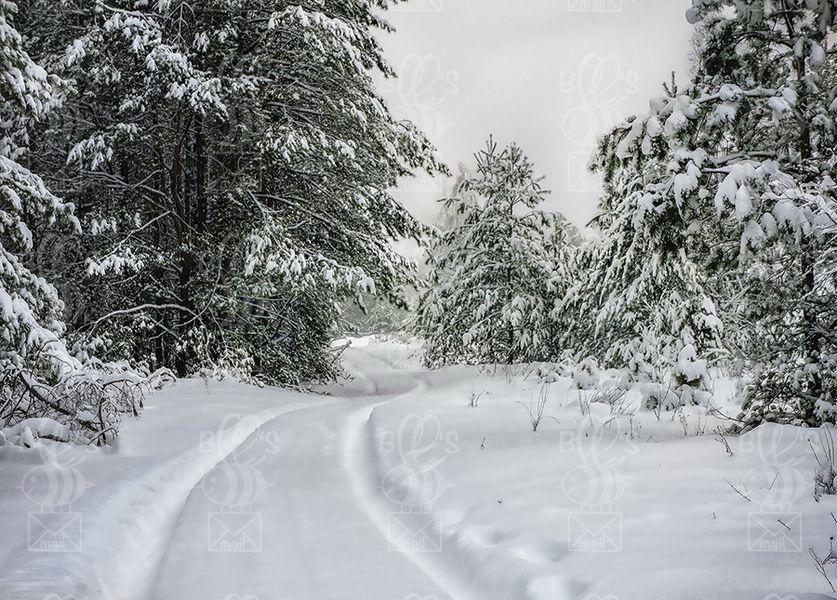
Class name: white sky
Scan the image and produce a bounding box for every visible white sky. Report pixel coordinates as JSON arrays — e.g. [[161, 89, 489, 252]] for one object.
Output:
[[377, 0, 694, 234]]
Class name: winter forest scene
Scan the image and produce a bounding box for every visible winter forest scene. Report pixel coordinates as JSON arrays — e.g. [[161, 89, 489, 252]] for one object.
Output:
[[2, 0, 837, 598]]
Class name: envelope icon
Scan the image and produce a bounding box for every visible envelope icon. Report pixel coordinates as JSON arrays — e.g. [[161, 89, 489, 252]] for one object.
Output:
[[748, 512, 801, 552], [388, 512, 442, 553], [208, 512, 262, 552], [568, 512, 622, 552], [568, 0, 623, 12], [391, 0, 443, 12], [28, 512, 82, 552], [567, 153, 597, 192]]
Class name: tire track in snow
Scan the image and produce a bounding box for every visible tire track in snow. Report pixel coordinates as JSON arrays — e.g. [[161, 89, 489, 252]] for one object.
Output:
[[95, 398, 336, 600], [344, 349, 572, 600], [341, 349, 481, 600]]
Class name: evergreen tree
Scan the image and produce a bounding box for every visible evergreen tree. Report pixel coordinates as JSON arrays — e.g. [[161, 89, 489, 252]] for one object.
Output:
[[20, 0, 442, 384], [415, 138, 577, 366], [571, 0, 837, 424], [681, 0, 837, 425], [560, 82, 725, 409], [1, 1, 149, 444], [0, 0, 74, 413]]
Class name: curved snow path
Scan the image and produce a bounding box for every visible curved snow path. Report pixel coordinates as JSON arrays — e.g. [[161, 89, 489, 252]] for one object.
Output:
[[147, 348, 470, 600], [0, 395, 334, 600], [342, 360, 480, 600]]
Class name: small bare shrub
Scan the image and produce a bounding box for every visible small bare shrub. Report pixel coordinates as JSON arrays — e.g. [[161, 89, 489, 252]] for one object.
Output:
[[0, 363, 173, 446], [590, 386, 631, 416], [714, 426, 734, 457], [577, 390, 591, 417], [810, 538, 837, 593], [572, 357, 599, 390], [811, 428, 837, 501], [468, 390, 487, 408], [518, 383, 557, 432]]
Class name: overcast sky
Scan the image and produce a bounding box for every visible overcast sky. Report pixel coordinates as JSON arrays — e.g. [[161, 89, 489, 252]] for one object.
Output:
[[377, 0, 694, 234]]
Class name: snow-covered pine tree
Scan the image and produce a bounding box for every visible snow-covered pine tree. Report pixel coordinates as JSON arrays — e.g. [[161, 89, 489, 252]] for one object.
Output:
[[21, 0, 442, 384], [593, 0, 837, 425], [559, 79, 725, 410], [0, 1, 152, 445], [0, 0, 74, 428], [684, 0, 837, 427], [564, 1, 837, 423], [415, 138, 577, 367]]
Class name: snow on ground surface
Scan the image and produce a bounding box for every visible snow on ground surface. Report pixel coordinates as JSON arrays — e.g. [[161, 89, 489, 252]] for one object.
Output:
[[0, 338, 833, 600]]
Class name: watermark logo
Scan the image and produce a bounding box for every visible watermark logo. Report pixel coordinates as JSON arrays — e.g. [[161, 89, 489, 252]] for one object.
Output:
[[378, 414, 459, 553], [747, 513, 801, 553], [560, 414, 635, 552], [386, 342, 420, 372], [390, 0, 443, 12], [567, 152, 600, 193], [382, 53, 459, 143], [200, 415, 280, 552], [558, 53, 639, 192], [742, 426, 805, 553], [388, 511, 443, 553], [559, 412, 638, 462], [739, 426, 803, 466], [562, 462, 627, 509], [22, 446, 92, 552], [568, 0, 623, 12], [379, 52, 458, 199]]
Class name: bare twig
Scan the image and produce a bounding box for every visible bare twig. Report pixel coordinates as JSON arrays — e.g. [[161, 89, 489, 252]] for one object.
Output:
[[714, 426, 734, 457], [518, 383, 557, 432], [811, 542, 837, 593], [725, 479, 752, 502]]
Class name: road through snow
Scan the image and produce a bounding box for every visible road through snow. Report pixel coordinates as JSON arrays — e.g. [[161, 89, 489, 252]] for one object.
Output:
[[148, 346, 466, 600], [2, 341, 827, 600]]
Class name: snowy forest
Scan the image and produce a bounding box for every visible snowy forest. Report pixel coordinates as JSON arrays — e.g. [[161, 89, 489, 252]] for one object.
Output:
[[1, 0, 444, 441], [3, 0, 834, 444], [1, 1, 837, 599]]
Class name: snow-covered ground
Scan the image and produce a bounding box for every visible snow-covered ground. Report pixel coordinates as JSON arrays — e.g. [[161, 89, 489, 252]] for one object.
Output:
[[0, 339, 832, 600]]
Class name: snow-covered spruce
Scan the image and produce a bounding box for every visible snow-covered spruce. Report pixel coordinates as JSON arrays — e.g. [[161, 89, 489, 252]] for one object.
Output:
[[415, 138, 578, 367]]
